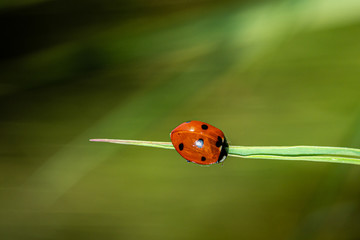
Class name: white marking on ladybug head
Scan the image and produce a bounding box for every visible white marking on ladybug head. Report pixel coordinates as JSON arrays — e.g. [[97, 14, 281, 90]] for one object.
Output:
[[219, 155, 226, 163]]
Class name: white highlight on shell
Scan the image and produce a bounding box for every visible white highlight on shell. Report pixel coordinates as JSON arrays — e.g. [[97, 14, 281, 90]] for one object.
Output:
[[195, 139, 204, 148]]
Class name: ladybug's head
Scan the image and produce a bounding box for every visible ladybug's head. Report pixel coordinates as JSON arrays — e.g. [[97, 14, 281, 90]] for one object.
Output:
[[217, 137, 229, 163]]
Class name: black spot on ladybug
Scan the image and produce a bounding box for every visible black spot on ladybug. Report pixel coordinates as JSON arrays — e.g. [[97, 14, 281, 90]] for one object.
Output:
[[216, 136, 222, 147], [186, 121, 191, 123], [195, 138, 204, 148], [201, 156, 206, 161], [179, 143, 184, 151], [201, 124, 208, 130]]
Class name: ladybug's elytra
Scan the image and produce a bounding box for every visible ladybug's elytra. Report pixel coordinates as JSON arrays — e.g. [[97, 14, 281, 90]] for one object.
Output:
[[170, 121, 229, 165]]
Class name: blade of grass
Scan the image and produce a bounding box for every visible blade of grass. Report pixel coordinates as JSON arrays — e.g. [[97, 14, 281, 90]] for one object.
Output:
[[228, 145, 360, 158], [89, 139, 174, 149], [90, 139, 360, 165], [229, 154, 360, 165]]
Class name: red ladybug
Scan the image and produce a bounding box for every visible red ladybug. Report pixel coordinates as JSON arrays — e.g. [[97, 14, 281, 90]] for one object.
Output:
[[170, 121, 229, 165]]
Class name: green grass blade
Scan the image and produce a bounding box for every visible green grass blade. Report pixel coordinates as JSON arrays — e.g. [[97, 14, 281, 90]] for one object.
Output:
[[228, 154, 360, 165], [228, 145, 360, 165], [90, 139, 360, 165], [228, 146, 360, 158], [89, 139, 175, 150]]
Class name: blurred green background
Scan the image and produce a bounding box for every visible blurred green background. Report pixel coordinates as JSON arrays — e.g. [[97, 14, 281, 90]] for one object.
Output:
[[1, 0, 360, 239]]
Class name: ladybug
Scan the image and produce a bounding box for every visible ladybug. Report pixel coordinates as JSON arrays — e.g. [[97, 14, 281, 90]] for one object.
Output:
[[170, 121, 229, 165]]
